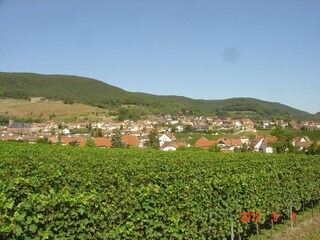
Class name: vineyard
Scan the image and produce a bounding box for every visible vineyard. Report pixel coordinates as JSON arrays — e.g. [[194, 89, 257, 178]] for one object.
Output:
[[0, 142, 320, 239]]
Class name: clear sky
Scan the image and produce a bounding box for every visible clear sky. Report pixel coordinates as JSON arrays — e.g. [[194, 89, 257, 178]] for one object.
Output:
[[0, 0, 319, 114]]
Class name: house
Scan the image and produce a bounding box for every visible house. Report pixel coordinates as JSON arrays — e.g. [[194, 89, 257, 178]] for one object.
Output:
[[94, 138, 112, 148], [25, 135, 39, 144], [195, 137, 216, 149], [289, 120, 301, 130], [62, 128, 70, 135], [122, 135, 144, 148], [263, 137, 277, 153], [239, 136, 250, 145], [30, 97, 46, 102], [160, 142, 189, 151], [261, 120, 272, 129], [47, 136, 59, 144], [230, 139, 243, 148], [293, 136, 313, 150], [1, 135, 24, 141], [216, 138, 243, 151], [159, 133, 175, 146], [250, 137, 265, 152], [155, 126, 165, 133], [216, 138, 232, 148], [131, 130, 144, 137], [175, 125, 184, 133], [228, 139, 244, 151], [275, 120, 288, 128], [7, 122, 32, 134], [192, 125, 209, 132], [241, 119, 256, 132], [61, 136, 86, 147], [68, 122, 87, 129]]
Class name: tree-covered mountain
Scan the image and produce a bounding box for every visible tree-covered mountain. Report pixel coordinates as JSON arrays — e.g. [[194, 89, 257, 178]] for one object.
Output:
[[0, 72, 316, 120], [0, 72, 192, 116]]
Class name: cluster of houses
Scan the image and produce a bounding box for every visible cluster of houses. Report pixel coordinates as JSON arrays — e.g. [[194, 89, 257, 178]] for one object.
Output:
[[1, 116, 320, 153]]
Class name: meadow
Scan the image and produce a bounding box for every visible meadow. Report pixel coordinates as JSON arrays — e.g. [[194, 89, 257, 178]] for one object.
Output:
[[0, 98, 108, 122]]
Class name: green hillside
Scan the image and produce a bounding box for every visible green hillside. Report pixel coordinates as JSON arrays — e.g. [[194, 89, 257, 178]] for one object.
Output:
[[0, 72, 316, 120], [135, 93, 315, 120], [0, 72, 190, 116]]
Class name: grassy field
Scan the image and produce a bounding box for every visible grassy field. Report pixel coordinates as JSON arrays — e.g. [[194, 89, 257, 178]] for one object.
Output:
[[248, 203, 320, 240], [0, 98, 112, 122], [275, 215, 320, 240]]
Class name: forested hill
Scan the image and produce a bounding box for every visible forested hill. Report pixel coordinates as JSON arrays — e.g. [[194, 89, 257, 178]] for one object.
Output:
[[0, 72, 316, 120]]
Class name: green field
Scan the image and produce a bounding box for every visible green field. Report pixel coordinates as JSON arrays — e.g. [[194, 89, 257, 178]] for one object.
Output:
[[0, 142, 320, 239]]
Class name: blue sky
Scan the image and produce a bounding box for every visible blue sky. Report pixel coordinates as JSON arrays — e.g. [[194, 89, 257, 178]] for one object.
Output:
[[0, 0, 319, 114]]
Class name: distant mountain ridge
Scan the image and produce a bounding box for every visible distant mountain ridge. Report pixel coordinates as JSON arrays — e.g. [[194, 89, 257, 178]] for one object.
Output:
[[0, 72, 316, 120]]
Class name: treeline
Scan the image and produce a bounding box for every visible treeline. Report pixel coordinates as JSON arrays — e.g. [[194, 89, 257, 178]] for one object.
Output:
[[0, 115, 42, 125]]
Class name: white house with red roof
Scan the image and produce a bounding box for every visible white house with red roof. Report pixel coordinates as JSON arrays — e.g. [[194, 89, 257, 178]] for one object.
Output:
[[159, 133, 175, 146]]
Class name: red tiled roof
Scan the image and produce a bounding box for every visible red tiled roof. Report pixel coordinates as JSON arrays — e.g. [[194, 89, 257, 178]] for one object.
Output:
[[195, 137, 216, 148], [48, 136, 59, 144], [61, 136, 73, 144], [230, 139, 243, 147], [61, 136, 86, 147], [296, 141, 313, 148], [159, 132, 174, 139], [94, 138, 112, 148], [264, 136, 277, 145], [217, 138, 232, 145], [165, 132, 174, 139], [1, 136, 20, 141], [122, 135, 141, 148], [161, 142, 188, 150]]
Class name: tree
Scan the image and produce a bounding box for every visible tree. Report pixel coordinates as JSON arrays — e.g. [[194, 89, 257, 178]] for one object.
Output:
[[92, 128, 102, 137], [307, 142, 320, 155], [63, 98, 74, 105], [57, 134, 62, 145], [234, 143, 248, 153], [184, 125, 192, 133], [271, 125, 295, 153], [117, 108, 129, 122], [36, 136, 51, 144], [146, 130, 160, 149], [85, 138, 96, 147], [49, 114, 56, 119], [69, 140, 78, 147], [111, 129, 125, 148], [208, 145, 221, 152], [86, 122, 92, 131], [170, 126, 177, 133], [176, 146, 188, 151]]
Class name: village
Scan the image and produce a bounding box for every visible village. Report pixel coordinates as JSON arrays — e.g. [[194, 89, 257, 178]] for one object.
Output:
[[1, 115, 320, 153]]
